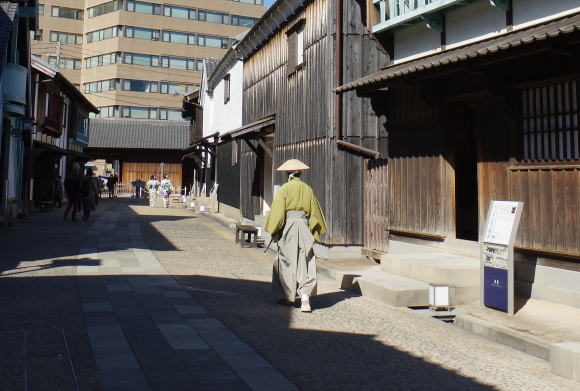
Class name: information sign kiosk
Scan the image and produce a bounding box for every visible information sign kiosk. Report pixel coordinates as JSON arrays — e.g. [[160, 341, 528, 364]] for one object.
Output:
[[480, 200, 524, 315]]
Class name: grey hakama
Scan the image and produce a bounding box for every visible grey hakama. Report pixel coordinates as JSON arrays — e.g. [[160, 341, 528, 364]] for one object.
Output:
[[272, 211, 318, 302]]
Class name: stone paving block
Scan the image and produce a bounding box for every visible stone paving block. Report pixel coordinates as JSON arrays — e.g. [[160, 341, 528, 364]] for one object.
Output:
[[157, 324, 210, 350], [175, 304, 209, 316], [83, 302, 114, 312], [106, 283, 132, 291], [84, 314, 119, 327], [99, 267, 124, 275], [94, 352, 140, 370], [87, 325, 125, 340], [99, 368, 151, 391], [163, 290, 191, 299], [200, 383, 251, 391], [91, 339, 132, 354], [236, 368, 298, 391], [187, 318, 226, 331]]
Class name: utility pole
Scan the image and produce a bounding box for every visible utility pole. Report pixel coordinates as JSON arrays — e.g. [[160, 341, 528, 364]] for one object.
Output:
[[55, 41, 61, 69]]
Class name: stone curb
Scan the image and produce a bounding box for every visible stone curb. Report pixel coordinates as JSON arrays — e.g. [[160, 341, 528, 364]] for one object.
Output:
[[454, 314, 551, 361]]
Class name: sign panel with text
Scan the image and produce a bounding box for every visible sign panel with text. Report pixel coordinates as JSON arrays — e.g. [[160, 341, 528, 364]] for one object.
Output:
[[480, 201, 523, 315]]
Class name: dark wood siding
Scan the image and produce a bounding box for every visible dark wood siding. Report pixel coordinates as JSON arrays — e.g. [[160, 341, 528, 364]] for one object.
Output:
[[241, 0, 389, 244], [216, 141, 240, 210]]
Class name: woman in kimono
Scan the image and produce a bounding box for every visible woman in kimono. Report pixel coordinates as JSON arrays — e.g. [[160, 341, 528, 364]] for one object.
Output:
[[265, 159, 327, 312], [159, 175, 173, 208]]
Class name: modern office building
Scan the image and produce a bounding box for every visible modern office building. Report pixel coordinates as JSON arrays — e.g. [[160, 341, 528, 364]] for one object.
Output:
[[31, 0, 265, 121]]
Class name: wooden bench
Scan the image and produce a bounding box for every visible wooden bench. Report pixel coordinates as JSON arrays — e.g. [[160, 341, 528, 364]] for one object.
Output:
[[235, 224, 259, 248]]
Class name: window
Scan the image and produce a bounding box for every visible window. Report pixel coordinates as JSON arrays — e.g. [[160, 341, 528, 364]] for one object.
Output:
[[521, 80, 580, 161], [198, 34, 229, 49], [121, 106, 158, 119], [224, 74, 231, 104], [162, 30, 191, 45], [126, 1, 160, 15], [87, 26, 120, 43], [49, 31, 83, 44], [90, 106, 117, 118], [231, 140, 239, 166], [230, 0, 263, 4], [48, 56, 81, 70], [88, 0, 123, 18], [163, 5, 189, 19], [231, 15, 257, 27], [84, 79, 118, 94], [123, 52, 159, 67], [122, 79, 158, 93], [198, 10, 228, 24], [158, 108, 184, 121], [85, 53, 119, 68], [125, 26, 160, 41], [37, 4, 44, 15], [51, 6, 83, 20], [161, 56, 195, 70], [160, 82, 196, 95], [30, 29, 42, 41], [287, 21, 305, 75]]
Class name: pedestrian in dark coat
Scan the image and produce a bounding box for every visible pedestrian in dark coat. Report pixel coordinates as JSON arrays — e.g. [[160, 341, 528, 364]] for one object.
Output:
[[63, 164, 81, 221]]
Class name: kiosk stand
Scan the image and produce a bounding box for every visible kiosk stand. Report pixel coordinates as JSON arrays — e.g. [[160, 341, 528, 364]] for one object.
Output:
[[480, 201, 524, 315]]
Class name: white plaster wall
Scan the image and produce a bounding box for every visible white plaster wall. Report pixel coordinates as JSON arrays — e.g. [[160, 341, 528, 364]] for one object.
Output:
[[208, 61, 244, 136], [393, 22, 440, 63], [446, 0, 506, 49], [513, 0, 580, 30]]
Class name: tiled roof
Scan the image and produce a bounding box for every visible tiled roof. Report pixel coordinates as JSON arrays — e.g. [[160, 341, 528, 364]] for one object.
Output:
[[88, 119, 190, 150], [335, 12, 580, 92]]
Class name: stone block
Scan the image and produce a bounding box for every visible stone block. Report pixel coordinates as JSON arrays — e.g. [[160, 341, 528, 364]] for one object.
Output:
[[550, 342, 580, 382]]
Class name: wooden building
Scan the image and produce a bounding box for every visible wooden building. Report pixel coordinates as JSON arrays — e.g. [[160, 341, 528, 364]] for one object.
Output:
[[337, 3, 580, 304], [86, 119, 191, 191], [29, 57, 99, 205], [229, 0, 389, 248]]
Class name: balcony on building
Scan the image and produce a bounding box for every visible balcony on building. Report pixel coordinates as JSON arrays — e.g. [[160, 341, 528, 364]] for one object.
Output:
[[371, 0, 507, 33]]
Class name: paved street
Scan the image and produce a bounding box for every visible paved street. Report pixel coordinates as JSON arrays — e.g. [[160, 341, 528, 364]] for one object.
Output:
[[1, 199, 579, 391]]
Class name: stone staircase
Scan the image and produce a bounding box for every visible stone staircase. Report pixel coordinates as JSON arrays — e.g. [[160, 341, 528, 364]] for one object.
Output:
[[318, 240, 480, 308]]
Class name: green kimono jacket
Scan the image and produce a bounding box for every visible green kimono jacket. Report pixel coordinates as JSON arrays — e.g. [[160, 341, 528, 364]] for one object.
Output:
[[265, 177, 327, 242]]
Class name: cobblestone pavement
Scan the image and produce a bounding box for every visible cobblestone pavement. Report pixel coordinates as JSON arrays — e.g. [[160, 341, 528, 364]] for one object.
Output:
[[1, 199, 579, 391]]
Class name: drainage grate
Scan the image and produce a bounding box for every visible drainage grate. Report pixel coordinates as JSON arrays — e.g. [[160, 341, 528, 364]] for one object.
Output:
[[407, 306, 462, 323]]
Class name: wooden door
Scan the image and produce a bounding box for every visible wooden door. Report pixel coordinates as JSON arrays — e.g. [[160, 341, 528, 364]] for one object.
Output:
[[122, 162, 182, 190], [363, 158, 389, 253]]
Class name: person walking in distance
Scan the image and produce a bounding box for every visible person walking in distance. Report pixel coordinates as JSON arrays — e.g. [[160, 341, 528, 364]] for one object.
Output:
[[160, 175, 173, 208], [80, 168, 98, 221], [145, 175, 160, 207], [264, 159, 327, 312], [54, 175, 64, 208], [107, 174, 116, 198], [63, 163, 81, 221]]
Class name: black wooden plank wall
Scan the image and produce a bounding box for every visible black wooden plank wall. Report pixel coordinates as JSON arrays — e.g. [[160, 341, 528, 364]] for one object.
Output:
[[241, 0, 389, 244], [216, 142, 241, 209]]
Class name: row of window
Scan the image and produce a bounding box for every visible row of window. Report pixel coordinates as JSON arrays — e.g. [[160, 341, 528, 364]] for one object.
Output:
[[51, 6, 83, 20], [84, 0, 258, 27], [90, 105, 184, 120], [85, 52, 204, 71], [83, 79, 197, 95], [49, 31, 83, 45], [79, 25, 232, 49], [48, 56, 81, 70]]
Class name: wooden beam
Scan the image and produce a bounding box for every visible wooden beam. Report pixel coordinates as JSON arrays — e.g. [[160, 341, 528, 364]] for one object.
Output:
[[244, 139, 259, 155], [256, 138, 274, 159]]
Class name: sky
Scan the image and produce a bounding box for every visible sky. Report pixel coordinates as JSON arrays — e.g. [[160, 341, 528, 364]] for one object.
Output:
[[265, 0, 275, 7]]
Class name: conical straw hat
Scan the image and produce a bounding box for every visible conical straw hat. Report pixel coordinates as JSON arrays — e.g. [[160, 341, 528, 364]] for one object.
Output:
[[276, 159, 310, 172]]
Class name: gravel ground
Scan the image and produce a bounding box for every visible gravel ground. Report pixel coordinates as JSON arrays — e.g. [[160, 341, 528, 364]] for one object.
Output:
[[137, 205, 580, 391]]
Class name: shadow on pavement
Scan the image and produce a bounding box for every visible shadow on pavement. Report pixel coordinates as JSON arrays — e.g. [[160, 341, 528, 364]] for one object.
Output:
[[0, 198, 498, 391]]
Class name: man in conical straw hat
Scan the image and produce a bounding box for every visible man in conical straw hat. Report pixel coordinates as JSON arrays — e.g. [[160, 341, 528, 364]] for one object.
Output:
[[265, 159, 327, 312]]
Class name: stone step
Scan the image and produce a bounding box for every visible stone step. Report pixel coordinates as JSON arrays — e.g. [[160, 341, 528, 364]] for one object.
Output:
[[317, 260, 429, 307], [381, 241, 480, 287]]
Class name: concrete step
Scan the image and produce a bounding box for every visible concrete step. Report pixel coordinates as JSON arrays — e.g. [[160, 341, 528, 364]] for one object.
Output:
[[454, 314, 551, 361], [317, 259, 429, 307], [381, 241, 480, 287]]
